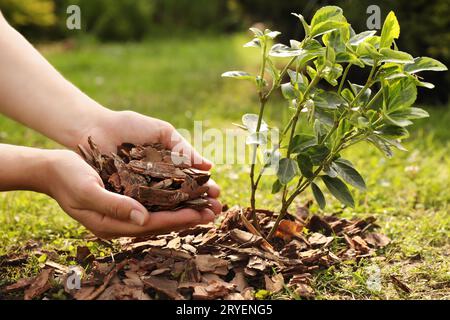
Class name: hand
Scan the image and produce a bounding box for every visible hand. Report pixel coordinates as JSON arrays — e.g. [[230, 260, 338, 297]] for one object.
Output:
[[77, 110, 221, 201], [45, 150, 220, 239]]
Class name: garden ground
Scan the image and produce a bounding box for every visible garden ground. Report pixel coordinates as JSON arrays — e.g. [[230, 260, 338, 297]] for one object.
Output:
[[0, 34, 448, 299]]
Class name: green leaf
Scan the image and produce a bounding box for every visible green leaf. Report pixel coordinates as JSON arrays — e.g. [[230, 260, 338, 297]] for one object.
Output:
[[349, 83, 372, 105], [306, 65, 318, 80], [269, 44, 303, 57], [243, 38, 261, 48], [221, 71, 255, 81], [38, 253, 48, 263], [311, 6, 344, 26], [341, 88, 355, 102], [311, 182, 326, 209], [287, 69, 308, 85], [404, 57, 448, 74], [356, 41, 383, 60], [290, 134, 318, 153], [321, 62, 343, 86], [357, 116, 370, 128], [349, 30, 377, 46], [324, 164, 338, 178], [380, 11, 400, 48], [242, 114, 268, 133], [321, 176, 355, 207], [249, 27, 263, 37], [385, 77, 417, 111], [323, 29, 348, 53], [377, 124, 409, 139], [332, 159, 367, 190], [404, 107, 430, 119], [303, 145, 330, 165], [386, 107, 429, 127], [379, 48, 414, 64], [297, 154, 314, 179], [314, 107, 336, 127], [311, 20, 348, 38], [310, 6, 347, 38], [367, 135, 393, 158], [336, 52, 364, 68], [291, 13, 310, 36], [277, 158, 299, 185], [281, 83, 298, 100], [265, 29, 281, 39], [313, 91, 347, 109], [272, 179, 283, 194]]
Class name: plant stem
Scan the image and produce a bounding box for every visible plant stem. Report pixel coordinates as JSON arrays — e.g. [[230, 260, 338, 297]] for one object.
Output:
[[249, 54, 297, 229], [248, 41, 269, 230], [364, 87, 382, 111], [338, 63, 352, 95], [268, 63, 379, 239]]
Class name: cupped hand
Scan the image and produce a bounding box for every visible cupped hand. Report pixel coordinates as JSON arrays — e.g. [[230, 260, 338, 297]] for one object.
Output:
[[78, 110, 220, 197], [46, 149, 221, 239]]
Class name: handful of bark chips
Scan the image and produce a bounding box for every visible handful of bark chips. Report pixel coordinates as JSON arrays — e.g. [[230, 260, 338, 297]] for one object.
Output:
[[78, 137, 211, 212]]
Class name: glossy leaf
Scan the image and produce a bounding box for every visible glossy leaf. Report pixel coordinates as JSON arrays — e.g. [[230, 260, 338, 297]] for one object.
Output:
[[385, 77, 417, 111], [313, 91, 346, 109], [349, 30, 377, 46], [291, 13, 310, 36], [404, 57, 448, 74], [303, 145, 330, 165], [332, 159, 367, 190], [297, 154, 314, 179], [380, 11, 400, 48], [311, 182, 326, 209], [277, 158, 299, 185], [269, 44, 303, 57], [272, 179, 283, 194], [321, 176, 355, 207], [290, 134, 318, 153], [379, 48, 414, 64], [221, 71, 254, 81], [242, 114, 268, 133]]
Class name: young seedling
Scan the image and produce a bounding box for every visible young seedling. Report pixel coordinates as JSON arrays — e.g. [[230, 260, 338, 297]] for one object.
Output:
[[222, 6, 447, 240]]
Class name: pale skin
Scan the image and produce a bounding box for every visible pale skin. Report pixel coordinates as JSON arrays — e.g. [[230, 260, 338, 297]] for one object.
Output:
[[0, 12, 221, 239]]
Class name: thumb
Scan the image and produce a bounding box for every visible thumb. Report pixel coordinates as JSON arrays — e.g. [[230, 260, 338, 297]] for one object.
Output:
[[86, 185, 149, 226]]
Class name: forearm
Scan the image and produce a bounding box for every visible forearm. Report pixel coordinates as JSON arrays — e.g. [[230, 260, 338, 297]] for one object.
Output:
[[0, 14, 110, 150], [0, 143, 53, 194]]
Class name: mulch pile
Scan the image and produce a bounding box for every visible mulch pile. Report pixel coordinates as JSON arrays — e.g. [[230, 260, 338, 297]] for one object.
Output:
[[78, 137, 211, 211], [0, 205, 390, 300]]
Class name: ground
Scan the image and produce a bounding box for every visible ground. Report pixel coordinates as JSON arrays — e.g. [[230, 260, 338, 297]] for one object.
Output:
[[0, 34, 448, 299]]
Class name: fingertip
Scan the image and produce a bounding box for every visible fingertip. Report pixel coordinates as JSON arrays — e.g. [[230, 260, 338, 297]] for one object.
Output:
[[206, 179, 220, 198], [200, 209, 215, 223], [206, 198, 222, 215], [193, 158, 213, 171]]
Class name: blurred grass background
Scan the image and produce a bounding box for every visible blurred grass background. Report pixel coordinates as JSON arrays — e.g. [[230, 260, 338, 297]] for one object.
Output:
[[0, 0, 449, 299]]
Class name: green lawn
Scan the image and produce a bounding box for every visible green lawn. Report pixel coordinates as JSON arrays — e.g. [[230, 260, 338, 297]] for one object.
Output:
[[0, 34, 449, 299]]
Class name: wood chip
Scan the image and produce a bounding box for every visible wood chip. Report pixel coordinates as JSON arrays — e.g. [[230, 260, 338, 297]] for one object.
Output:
[[142, 276, 184, 300]]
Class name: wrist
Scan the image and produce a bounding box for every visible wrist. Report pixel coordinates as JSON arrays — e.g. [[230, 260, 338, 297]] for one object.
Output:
[[67, 98, 113, 150]]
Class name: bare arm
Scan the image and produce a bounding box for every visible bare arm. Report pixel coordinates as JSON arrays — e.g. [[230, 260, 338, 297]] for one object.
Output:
[[0, 13, 108, 149]]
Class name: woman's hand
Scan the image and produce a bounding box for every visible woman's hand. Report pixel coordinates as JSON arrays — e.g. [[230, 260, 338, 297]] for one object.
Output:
[[44, 150, 220, 239], [77, 109, 221, 208]]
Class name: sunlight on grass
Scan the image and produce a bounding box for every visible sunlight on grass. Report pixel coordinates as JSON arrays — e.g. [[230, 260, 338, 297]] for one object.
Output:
[[0, 34, 448, 299]]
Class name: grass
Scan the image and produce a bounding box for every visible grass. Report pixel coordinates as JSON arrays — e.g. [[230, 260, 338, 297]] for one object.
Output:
[[0, 33, 449, 299]]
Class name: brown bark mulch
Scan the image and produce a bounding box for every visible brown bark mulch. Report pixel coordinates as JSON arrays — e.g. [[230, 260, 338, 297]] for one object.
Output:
[[0, 206, 390, 300]]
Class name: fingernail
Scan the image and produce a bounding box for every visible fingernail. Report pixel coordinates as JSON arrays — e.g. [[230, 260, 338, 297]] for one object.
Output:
[[130, 210, 145, 226]]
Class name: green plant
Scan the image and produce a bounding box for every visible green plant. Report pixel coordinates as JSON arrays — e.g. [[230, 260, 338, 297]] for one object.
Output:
[[222, 6, 447, 239]]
